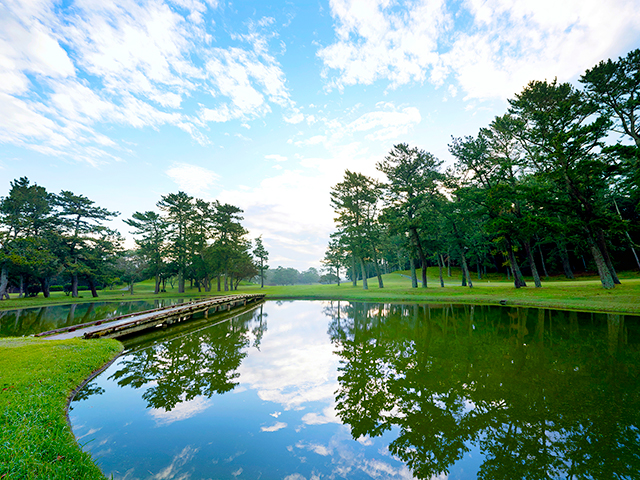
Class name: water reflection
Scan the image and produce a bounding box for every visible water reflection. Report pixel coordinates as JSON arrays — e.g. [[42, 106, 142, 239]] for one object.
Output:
[[109, 306, 266, 411], [70, 301, 640, 480], [327, 303, 640, 479], [0, 298, 193, 336]]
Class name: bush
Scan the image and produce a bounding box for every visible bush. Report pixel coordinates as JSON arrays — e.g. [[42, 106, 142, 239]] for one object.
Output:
[[49, 285, 64, 292]]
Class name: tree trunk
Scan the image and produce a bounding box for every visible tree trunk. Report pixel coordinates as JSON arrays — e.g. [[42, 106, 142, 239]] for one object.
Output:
[[447, 250, 451, 277], [359, 257, 368, 290], [587, 234, 615, 289], [371, 245, 384, 288], [0, 266, 9, 300], [523, 239, 542, 288], [557, 239, 575, 279], [351, 255, 358, 286], [178, 269, 185, 293], [224, 273, 229, 291], [336, 266, 341, 286], [217, 275, 221, 292], [88, 277, 99, 297], [437, 253, 444, 287], [40, 277, 50, 298], [19, 275, 24, 298], [461, 254, 473, 288], [596, 228, 621, 284], [71, 273, 79, 297], [505, 236, 526, 288], [411, 227, 427, 288], [260, 267, 265, 288], [154, 274, 160, 294], [410, 258, 418, 288], [538, 242, 550, 279]]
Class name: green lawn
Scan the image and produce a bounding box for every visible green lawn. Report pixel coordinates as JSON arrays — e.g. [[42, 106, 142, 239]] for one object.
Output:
[[1, 268, 639, 314], [0, 337, 122, 479]]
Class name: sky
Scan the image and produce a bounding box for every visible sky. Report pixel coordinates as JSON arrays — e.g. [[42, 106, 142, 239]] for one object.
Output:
[[2, 0, 640, 270]]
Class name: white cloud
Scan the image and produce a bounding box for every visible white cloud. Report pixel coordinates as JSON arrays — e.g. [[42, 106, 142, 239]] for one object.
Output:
[[165, 162, 219, 195], [294, 135, 327, 147], [0, 0, 298, 164], [283, 110, 305, 124], [149, 397, 213, 426], [301, 405, 341, 425], [318, 0, 449, 90], [347, 106, 421, 141], [265, 154, 287, 162], [296, 441, 332, 456], [318, 0, 640, 99], [261, 421, 288, 432]]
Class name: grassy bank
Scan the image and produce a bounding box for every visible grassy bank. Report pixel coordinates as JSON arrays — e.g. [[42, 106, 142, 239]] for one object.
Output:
[[1, 268, 640, 314], [257, 272, 640, 314], [0, 337, 122, 479]]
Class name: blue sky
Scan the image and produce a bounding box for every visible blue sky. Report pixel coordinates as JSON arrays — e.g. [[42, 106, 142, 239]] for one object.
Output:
[[2, 0, 639, 270]]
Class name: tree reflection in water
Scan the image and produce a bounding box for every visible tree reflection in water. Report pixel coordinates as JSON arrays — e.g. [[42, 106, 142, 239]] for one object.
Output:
[[108, 306, 267, 411], [325, 302, 640, 479]]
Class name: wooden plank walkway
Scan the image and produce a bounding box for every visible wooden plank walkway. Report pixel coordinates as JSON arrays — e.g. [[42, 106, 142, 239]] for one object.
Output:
[[38, 294, 265, 340]]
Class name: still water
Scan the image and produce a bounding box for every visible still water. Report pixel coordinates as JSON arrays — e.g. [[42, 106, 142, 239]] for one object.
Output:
[[0, 298, 194, 337], [70, 301, 640, 479]]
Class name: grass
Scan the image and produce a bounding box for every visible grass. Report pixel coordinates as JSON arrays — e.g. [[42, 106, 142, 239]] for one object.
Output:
[[1, 268, 639, 314], [0, 337, 123, 479], [252, 269, 640, 315]]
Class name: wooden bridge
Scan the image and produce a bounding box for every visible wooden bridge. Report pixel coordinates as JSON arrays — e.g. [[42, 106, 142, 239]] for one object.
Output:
[[37, 294, 265, 340]]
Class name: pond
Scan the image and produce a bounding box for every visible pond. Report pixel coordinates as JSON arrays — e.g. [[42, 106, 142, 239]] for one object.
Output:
[[69, 300, 640, 479], [0, 298, 195, 337]]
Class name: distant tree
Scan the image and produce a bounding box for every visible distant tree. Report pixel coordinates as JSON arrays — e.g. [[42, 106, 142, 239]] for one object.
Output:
[[55, 190, 119, 297], [253, 236, 269, 288], [377, 144, 444, 288], [0, 177, 58, 298], [331, 170, 384, 290], [299, 267, 320, 284], [157, 192, 194, 294], [115, 250, 148, 295], [508, 79, 616, 288], [125, 211, 168, 294], [270, 266, 299, 285], [211, 201, 247, 291], [322, 239, 345, 286]]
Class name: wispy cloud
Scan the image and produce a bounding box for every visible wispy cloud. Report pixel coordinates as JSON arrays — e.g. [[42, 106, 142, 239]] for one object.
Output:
[[261, 421, 287, 432], [318, 0, 640, 99], [0, 0, 299, 165], [165, 162, 219, 195]]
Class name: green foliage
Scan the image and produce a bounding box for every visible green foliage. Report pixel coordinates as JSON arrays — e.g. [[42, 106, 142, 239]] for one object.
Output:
[[326, 49, 640, 293]]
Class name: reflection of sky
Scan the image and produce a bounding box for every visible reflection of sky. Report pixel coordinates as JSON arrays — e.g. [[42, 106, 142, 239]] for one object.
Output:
[[70, 301, 480, 479]]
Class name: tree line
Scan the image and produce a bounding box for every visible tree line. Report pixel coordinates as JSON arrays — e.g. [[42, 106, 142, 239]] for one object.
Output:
[[0, 180, 269, 299], [326, 48, 640, 290]]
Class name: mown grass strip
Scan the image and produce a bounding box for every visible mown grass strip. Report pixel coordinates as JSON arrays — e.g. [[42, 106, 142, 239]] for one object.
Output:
[[1, 269, 639, 314], [0, 337, 122, 480]]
